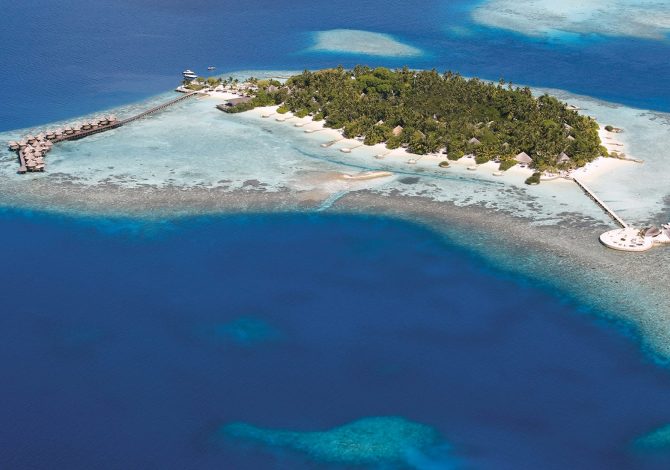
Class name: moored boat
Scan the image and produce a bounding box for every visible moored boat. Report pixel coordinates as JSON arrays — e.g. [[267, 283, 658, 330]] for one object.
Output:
[[182, 69, 198, 80]]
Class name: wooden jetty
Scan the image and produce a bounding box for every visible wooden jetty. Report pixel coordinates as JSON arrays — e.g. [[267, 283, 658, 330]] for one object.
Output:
[[7, 91, 199, 174], [573, 177, 628, 228]]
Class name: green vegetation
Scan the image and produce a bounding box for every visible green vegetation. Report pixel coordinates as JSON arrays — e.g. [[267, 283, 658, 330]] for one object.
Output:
[[605, 125, 614, 132], [499, 159, 516, 171], [219, 79, 287, 114], [184, 83, 207, 91], [525, 171, 541, 185], [274, 66, 605, 170], [439, 161, 450, 168]]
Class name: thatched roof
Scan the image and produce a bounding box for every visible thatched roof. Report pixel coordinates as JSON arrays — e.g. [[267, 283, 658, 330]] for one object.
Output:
[[224, 97, 253, 107], [392, 125, 403, 137], [558, 152, 570, 163], [514, 152, 532, 164], [468, 137, 481, 145]]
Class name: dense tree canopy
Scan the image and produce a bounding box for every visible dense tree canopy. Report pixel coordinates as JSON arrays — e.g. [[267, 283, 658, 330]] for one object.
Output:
[[226, 67, 608, 169]]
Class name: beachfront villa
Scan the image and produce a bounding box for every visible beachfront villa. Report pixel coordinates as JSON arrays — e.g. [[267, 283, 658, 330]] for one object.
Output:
[[514, 152, 532, 165]]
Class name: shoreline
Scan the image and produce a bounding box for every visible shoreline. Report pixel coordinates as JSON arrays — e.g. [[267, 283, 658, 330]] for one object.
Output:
[[247, 104, 631, 185]]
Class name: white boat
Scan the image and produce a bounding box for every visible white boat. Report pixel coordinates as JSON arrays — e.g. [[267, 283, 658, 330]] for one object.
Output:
[[182, 69, 198, 80], [207, 66, 216, 71]]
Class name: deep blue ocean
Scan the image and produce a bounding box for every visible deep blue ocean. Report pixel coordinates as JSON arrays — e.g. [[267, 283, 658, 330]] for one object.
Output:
[[1, 211, 670, 469], [2, 1, 670, 468]]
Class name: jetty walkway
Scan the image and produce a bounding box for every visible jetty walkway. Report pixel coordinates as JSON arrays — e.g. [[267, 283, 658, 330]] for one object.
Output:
[[53, 91, 199, 144], [573, 177, 628, 228], [8, 91, 199, 173]]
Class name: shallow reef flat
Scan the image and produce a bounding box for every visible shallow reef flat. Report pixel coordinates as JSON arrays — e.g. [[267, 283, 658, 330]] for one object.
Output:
[[307, 29, 424, 57], [222, 416, 443, 466], [472, 0, 670, 40]]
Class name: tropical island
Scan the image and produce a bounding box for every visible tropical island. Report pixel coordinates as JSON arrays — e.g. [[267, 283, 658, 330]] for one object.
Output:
[[213, 66, 608, 173]]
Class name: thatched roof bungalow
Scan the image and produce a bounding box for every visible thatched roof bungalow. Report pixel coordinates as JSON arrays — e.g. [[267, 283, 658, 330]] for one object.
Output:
[[514, 152, 533, 164]]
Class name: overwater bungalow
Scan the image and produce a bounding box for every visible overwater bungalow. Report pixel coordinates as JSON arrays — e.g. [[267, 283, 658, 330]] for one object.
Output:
[[8, 141, 19, 150]]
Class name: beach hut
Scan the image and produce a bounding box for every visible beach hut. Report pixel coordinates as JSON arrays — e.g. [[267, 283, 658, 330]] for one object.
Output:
[[468, 137, 481, 146], [558, 152, 571, 164], [217, 97, 253, 110], [392, 125, 403, 137], [514, 152, 532, 164], [563, 123, 573, 131], [567, 135, 575, 141]]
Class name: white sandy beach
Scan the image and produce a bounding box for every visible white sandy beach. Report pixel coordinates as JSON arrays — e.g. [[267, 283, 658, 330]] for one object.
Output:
[[246, 104, 630, 187]]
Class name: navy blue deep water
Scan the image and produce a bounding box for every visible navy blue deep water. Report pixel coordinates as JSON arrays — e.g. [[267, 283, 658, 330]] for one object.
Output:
[[2, 211, 670, 469], [1, 0, 669, 131]]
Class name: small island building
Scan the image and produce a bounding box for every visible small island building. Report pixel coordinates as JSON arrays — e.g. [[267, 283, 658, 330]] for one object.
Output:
[[515, 151, 533, 164], [216, 97, 253, 111], [392, 125, 403, 137]]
